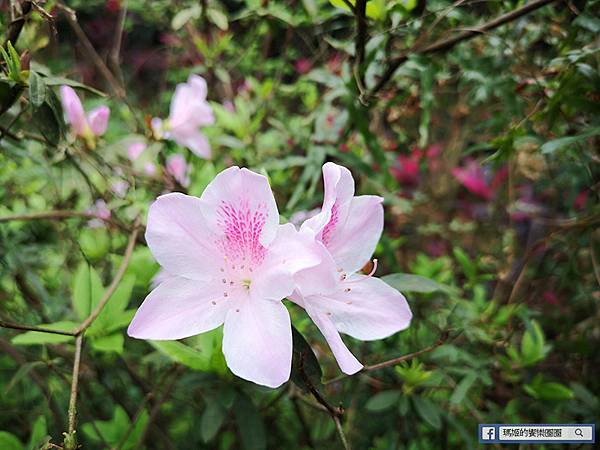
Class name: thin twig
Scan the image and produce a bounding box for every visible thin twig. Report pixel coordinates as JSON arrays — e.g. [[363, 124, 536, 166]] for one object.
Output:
[[324, 331, 451, 384], [0, 210, 99, 223], [0, 319, 76, 336], [56, 3, 125, 98], [334, 416, 351, 450], [369, 0, 560, 98], [65, 334, 83, 449]]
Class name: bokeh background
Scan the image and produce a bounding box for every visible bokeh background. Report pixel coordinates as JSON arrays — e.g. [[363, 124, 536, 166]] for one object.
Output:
[[1, 0, 599, 449]]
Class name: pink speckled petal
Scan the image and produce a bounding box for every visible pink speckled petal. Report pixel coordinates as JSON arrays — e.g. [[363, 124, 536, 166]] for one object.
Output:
[[199, 167, 279, 264], [326, 195, 383, 274], [128, 276, 230, 340], [60, 85, 88, 136], [301, 162, 354, 238], [145, 192, 221, 282], [222, 297, 292, 388], [252, 223, 329, 302], [308, 275, 412, 341]]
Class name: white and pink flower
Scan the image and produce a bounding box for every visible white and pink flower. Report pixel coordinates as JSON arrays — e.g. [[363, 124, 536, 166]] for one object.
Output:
[[152, 74, 214, 159], [292, 163, 413, 375], [128, 167, 326, 387], [59, 86, 110, 145]]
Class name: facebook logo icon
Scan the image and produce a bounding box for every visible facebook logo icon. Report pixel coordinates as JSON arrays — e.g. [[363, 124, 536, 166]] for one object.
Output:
[[482, 427, 496, 440]]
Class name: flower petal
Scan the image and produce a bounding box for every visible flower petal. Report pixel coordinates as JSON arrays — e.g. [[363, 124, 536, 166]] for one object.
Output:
[[252, 223, 333, 301], [222, 298, 292, 388], [302, 162, 354, 237], [128, 277, 230, 340], [87, 106, 110, 136], [171, 129, 211, 159], [326, 195, 383, 274], [307, 275, 412, 341], [199, 167, 279, 263], [145, 192, 221, 282], [59, 85, 88, 136], [169, 75, 214, 130], [304, 303, 363, 375]]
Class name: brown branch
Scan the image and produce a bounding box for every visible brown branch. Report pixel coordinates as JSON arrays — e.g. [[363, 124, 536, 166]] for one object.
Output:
[[0, 319, 76, 336], [3, 1, 32, 48], [0, 210, 99, 223], [56, 3, 125, 98], [64, 334, 83, 450], [369, 0, 560, 98], [324, 331, 451, 385]]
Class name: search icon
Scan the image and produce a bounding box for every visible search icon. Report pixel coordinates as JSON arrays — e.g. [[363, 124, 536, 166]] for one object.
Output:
[[575, 428, 584, 437]]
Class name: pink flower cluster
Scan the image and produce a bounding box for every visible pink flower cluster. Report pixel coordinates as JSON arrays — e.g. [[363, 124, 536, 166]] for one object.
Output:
[[128, 163, 412, 387], [59, 86, 110, 147]]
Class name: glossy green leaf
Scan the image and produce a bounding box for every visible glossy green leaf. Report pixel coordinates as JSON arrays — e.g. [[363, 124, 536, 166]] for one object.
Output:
[[291, 325, 322, 392], [0, 432, 23, 450], [234, 393, 266, 450], [366, 390, 402, 412]]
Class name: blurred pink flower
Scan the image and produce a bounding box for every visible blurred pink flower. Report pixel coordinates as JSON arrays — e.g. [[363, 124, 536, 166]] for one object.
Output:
[[166, 154, 190, 188], [87, 199, 111, 228], [111, 180, 129, 198], [127, 142, 147, 161], [543, 291, 559, 305], [294, 58, 312, 75], [143, 162, 157, 176], [573, 190, 588, 210], [391, 154, 420, 187], [291, 163, 413, 375], [152, 75, 214, 158], [59, 86, 110, 141], [452, 159, 493, 200], [128, 167, 327, 388]]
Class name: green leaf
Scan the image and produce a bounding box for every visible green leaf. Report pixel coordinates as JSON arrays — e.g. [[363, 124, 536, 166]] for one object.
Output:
[[91, 333, 124, 354], [42, 76, 105, 97], [171, 5, 201, 30], [541, 126, 600, 154], [27, 416, 48, 450], [11, 321, 77, 345], [28, 71, 46, 108], [520, 319, 550, 366], [366, 390, 402, 412], [201, 401, 226, 442], [207, 8, 228, 30], [89, 275, 135, 336], [452, 247, 477, 282], [72, 263, 104, 321], [412, 396, 442, 429], [31, 86, 65, 146], [234, 393, 266, 450], [0, 432, 24, 450], [79, 227, 110, 261], [149, 340, 212, 370], [524, 376, 574, 401], [0, 78, 24, 115], [291, 325, 322, 392], [382, 273, 451, 293], [4, 361, 45, 394], [450, 373, 477, 405]]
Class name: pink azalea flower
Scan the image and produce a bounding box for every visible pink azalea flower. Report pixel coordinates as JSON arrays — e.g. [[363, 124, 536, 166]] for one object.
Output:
[[59, 86, 110, 140], [291, 163, 413, 375], [87, 199, 111, 228], [111, 180, 129, 198], [127, 142, 147, 161], [391, 154, 420, 187], [152, 74, 214, 159], [294, 58, 312, 75], [452, 159, 493, 200], [143, 162, 157, 176], [166, 154, 190, 188], [128, 167, 327, 387]]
